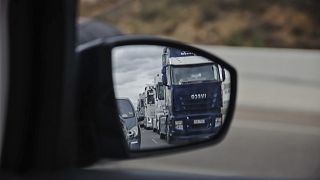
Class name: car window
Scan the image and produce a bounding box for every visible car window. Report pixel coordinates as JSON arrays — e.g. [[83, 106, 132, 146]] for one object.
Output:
[[117, 99, 135, 118]]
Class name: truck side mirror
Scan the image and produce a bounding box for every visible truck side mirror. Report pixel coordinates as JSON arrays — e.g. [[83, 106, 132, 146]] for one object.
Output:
[[222, 68, 226, 82], [162, 67, 168, 86]]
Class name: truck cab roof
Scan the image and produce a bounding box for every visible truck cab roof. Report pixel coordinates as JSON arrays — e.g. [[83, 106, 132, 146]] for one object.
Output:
[[167, 56, 214, 66]]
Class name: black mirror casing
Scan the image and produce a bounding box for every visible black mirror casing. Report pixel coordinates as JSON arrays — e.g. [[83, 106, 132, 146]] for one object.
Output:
[[76, 40, 129, 163], [76, 36, 237, 160]]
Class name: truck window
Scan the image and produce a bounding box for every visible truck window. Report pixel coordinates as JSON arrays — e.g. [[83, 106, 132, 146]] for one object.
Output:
[[171, 64, 219, 85], [147, 90, 155, 104]]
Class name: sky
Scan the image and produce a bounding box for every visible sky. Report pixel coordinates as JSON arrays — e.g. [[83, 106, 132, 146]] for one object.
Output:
[[112, 45, 164, 108]]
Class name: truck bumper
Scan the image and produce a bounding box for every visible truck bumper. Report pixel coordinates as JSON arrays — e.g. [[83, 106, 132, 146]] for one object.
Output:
[[128, 140, 140, 151], [171, 127, 220, 143], [145, 123, 152, 128], [168, 113, 222, 143]]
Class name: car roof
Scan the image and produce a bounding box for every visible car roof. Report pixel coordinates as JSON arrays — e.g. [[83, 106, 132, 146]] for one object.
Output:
[[116, 98, 134, 106], [77, 19, 122, 45]]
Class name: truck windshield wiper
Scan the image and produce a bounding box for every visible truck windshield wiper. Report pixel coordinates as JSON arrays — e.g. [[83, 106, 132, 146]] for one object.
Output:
[[180, 81, 198, 84], [180, 80, 216, 84]]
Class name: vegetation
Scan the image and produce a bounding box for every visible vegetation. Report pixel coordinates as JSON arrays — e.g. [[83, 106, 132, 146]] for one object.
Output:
[[80, 0, 320, 49]]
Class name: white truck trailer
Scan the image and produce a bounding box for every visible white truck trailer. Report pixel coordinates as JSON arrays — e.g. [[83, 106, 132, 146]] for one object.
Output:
[[143, 84, 156, 130], [136, 92, 145, 126], [153, 74, 165, 133]]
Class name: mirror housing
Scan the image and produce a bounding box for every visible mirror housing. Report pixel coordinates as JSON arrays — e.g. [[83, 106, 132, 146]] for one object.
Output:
[[77, 35, 237, 159]]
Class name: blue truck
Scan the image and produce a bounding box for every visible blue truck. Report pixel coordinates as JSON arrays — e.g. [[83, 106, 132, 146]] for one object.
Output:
[[159, 47, 225, 144]]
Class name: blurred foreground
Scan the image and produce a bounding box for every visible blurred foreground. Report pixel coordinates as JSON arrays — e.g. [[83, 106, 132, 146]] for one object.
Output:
[[80, 0, 320, 49]]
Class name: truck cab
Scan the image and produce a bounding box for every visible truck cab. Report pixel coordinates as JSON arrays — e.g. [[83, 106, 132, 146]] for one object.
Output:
[[143, 84, 156, 130], [159, 47, 225, 143], [136, 92, 146, 125], [153, 74, 165, 133]]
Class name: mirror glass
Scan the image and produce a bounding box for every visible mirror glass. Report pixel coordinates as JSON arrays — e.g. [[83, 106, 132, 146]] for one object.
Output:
[[112, 45, 231, 151]]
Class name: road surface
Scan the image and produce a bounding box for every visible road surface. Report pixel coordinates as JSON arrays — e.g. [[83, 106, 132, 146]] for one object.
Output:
[[93, 47, 320, 179], [140, 128, 170, 149]]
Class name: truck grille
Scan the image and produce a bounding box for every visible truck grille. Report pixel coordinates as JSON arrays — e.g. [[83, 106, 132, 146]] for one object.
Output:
[[174, 98, 216, 114], [172, 81, 222, 114]]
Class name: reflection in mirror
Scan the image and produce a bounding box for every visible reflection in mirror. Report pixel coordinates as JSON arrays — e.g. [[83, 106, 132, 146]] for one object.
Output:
[[112, 45, 231, 151]]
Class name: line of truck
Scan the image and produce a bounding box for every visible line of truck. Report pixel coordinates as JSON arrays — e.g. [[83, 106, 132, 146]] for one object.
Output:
[[136, 47, 229, 144]]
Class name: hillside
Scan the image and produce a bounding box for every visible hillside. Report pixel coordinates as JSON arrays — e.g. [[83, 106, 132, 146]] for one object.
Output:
[[79, 0, 320, 49]]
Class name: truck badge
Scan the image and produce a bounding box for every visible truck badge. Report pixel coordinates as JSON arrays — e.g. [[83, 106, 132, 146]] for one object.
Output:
[[191, 93, 207, 100]]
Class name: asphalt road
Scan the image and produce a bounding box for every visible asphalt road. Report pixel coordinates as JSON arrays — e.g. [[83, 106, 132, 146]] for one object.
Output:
[[203, 46, 320, 113], [139, 122, 223, 150], [93, 47, 320, 179], [140, 128, 170, 149]]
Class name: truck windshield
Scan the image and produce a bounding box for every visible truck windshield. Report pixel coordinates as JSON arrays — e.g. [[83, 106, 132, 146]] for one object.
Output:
[[171, 64, 219, 85]]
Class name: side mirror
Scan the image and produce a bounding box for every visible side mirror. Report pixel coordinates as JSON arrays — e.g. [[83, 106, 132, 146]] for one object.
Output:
[[77, 35, 237, 158], [222, 68, 226, 81], [161, 67, 167, 86]]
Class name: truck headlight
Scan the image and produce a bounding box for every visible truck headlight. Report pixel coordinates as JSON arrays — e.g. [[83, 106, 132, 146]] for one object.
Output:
[[175, 120, 183, 130], [215, 117, 222, 127]]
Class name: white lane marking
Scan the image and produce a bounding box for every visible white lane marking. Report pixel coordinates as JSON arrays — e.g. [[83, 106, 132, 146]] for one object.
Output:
[[151, 138, 158, 144]]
